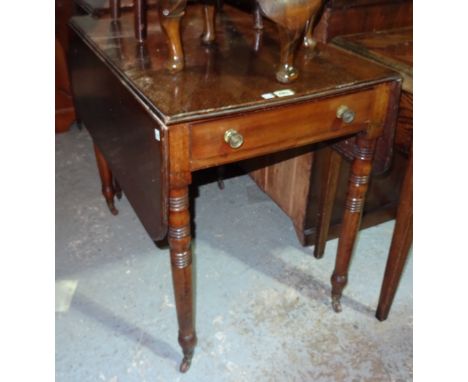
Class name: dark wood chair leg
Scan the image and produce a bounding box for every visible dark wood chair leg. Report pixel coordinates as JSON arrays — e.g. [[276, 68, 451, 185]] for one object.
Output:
[[201, 4, 216, 45], [331, 135, 376, 312], [216, 166, 225, 190], [376, 149, 412, 321], [114, 179, 123, 200], [134, 0, 147, 43], [253, 2, 264, 30], [168, 186, 197, 373], [110, 0, 121, 20], [302, 14, 317, 48], [93, 143, 118, 215], [160, 0, 187, 72], [314, 147, 342, 259]]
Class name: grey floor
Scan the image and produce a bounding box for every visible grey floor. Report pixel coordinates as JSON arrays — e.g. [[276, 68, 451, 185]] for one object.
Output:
[[56, 127, 412, 382]]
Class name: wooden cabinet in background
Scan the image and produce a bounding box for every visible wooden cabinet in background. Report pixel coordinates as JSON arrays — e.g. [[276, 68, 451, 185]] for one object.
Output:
[[247, 1, 412, 247], [55, 0, 76, 133]]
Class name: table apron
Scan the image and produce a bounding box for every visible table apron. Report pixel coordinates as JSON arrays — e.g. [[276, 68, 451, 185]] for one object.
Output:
[[189, 89, 376, 171]]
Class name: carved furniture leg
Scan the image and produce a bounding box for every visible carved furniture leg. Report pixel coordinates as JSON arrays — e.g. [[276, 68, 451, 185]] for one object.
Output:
[[331, 135, 376, 312], [134, 0, 147, 43], [253, 2, 264, 30], [314, 147, 342, 259], [303, 14, 317, 48], [376, 149, 412, 321], [160, 0, 187, 72], [93, 143, 118, 215], [275, 26, 302, 83], [168, 186, 197, 372], [201, 4, 216, 45]]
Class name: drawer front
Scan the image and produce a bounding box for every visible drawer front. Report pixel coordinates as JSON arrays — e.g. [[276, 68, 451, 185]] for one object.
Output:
[[189, 90, 376, 170]]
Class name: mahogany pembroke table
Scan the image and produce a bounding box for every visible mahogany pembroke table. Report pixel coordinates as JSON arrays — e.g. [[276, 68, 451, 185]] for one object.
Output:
[[68, 5, 401, 372]]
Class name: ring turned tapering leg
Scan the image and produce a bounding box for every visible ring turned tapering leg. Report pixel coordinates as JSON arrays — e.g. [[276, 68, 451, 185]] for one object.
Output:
[[93, 143, 118, 215], [168, 187, 197, 372], [331, 135, 376, 312]]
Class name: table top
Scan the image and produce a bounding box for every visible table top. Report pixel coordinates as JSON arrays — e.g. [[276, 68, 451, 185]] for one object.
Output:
[[69, 4, 398, 125], [332, 27, 412, 92]]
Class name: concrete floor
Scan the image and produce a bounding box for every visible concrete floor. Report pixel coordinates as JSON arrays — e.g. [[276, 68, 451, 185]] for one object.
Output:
[[56, 127, 412, 382]]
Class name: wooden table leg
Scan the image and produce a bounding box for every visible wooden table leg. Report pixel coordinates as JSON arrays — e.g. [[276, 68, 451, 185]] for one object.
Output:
[[314, 146, 342, 259], [168, 186, 197, 372], [331, 134, 376, 312], [376, 149, 412, 321], [93, 143, 118, 215], [168, 124, 197, 372]]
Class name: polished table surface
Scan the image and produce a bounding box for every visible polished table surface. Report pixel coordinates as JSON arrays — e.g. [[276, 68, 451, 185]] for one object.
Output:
[[333, 27, 412, 93], [70, 5, 398, 123], [69, 4, 401, 372]]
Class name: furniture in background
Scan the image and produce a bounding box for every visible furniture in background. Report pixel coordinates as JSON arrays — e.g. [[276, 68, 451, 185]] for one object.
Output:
[[376, 148, 412, 320], [331, 27, 413, 320], [243, 0, 412, 318], [56, 0, 77, 133], [68, 5, 400, 371], [317, 27, 413, 317], [247, 0, 412, 248]]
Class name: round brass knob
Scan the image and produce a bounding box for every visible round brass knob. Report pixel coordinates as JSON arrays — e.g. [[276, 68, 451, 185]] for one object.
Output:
[[224, 129, 244, 149], [336, 105, 356, 124]]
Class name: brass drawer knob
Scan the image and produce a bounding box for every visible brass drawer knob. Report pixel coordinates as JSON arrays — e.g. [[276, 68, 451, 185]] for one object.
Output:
[[336, 105, 356, 123], [224, 129, 244, 149]]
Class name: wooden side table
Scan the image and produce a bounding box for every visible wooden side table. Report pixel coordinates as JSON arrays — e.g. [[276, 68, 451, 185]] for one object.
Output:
[[68, 5, 401, 372]]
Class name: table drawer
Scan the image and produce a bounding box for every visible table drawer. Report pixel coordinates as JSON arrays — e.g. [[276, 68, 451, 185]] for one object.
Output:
[[189, 90, 376, 170]]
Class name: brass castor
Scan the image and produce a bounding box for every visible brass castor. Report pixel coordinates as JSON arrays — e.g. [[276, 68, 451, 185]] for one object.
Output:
[[179, 352, 193, 373]]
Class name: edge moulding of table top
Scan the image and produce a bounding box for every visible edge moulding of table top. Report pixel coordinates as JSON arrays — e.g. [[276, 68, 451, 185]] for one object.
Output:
[[68, 5, 401, 373]]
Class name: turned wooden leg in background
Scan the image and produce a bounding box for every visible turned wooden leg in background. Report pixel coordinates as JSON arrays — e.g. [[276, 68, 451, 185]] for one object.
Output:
[[314, 147, 342, 259], [216, 166, 225, 190], [168, 187, 197, 372], [253, 2, 264, 30], [110, 0, 121, 20], [160, 0, 188, 72], [376, 149, 412, 321], [201, 4, 216, 45], [331, 135, 376, 312], [134, 0, 147, 43], [93, 143, 118, 215], [114, 179, 123, 200]]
